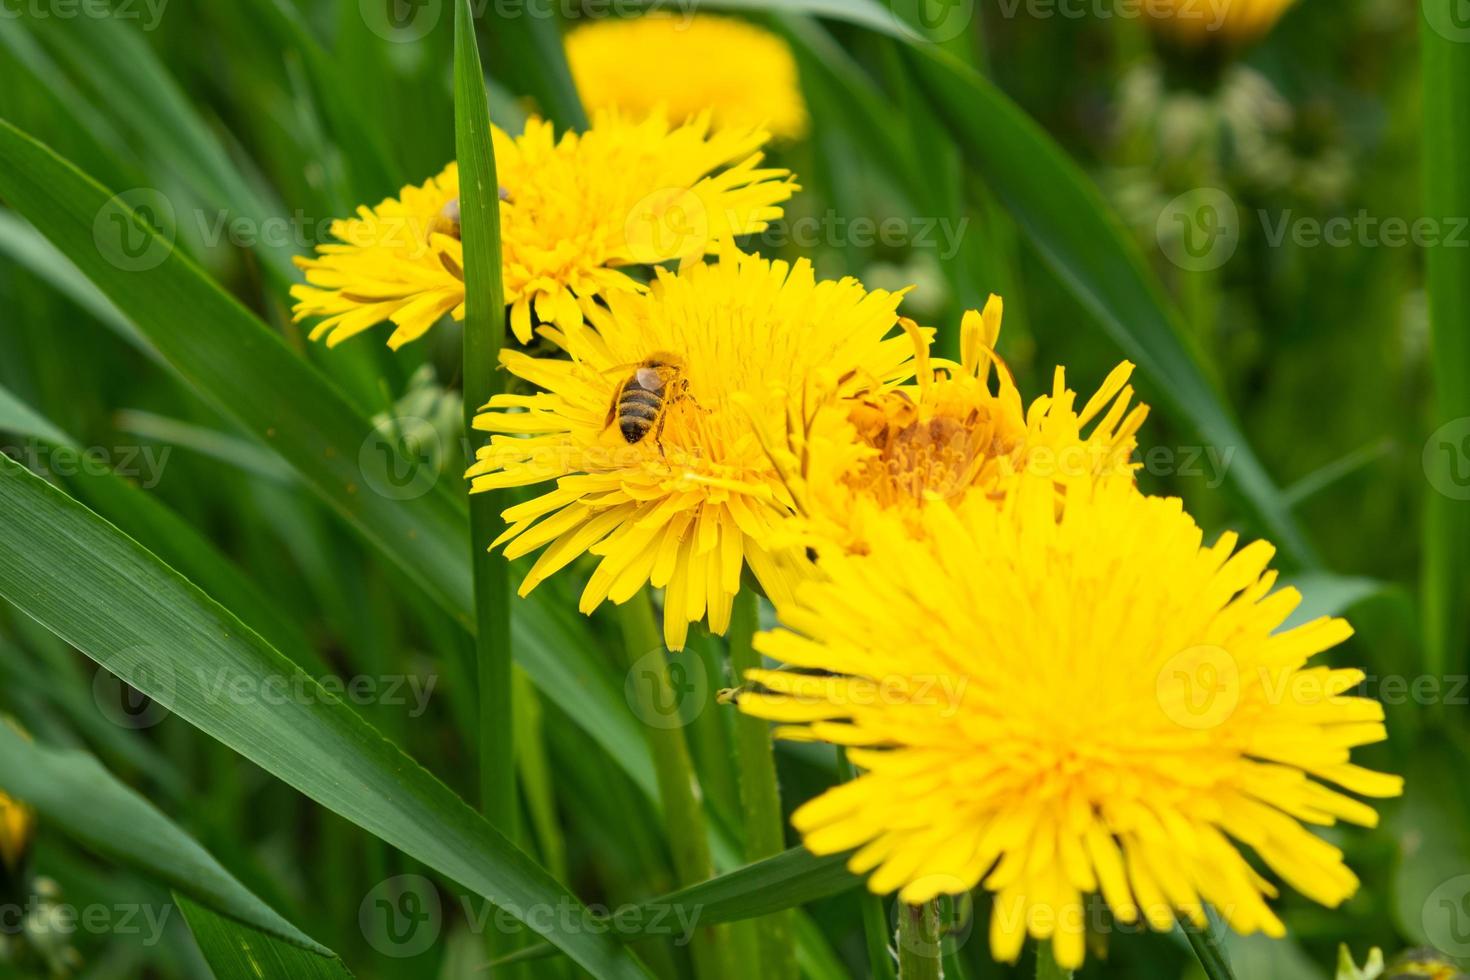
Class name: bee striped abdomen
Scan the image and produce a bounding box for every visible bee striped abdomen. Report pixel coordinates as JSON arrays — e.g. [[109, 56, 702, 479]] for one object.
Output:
[[617, 385, 664, 443]]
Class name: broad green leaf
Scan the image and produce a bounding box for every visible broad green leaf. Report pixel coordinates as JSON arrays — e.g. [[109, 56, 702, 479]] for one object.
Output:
[[177, 896, 353, 979], [0, 118, 663, 826], [0, 725, 327, 956], [0, 118, 473, 628], [0, 455, 652, 980], [0, 380, 322, 674], [19, 10, 293, 280]]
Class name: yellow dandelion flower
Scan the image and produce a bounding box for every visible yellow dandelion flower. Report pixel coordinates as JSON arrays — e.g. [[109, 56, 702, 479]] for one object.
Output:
[[566, 14, 807, 140], [787, 296, 1148, 555], [740, 475, 1402, 970], [0, 790, 34, 875], [1145, 0, 1297, 46], [467, 245, 917, 650], [291, 111, 796, 348]]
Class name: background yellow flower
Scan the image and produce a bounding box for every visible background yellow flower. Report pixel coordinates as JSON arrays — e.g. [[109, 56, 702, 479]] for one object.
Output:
[[1145, 0, 1298, 46], [741, 475, 1401, 970], [292, 112, 796, 348], [567, 14, 808, 140]]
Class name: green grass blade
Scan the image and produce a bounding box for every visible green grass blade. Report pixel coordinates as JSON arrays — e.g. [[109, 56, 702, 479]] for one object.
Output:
[[0, 118, 474, 629], [456, 0, 515, 832], [1178, 916, 1239, 980], [176, 896, 353, 979], [20, 11, 293, 281], [0, 455, 653, 980], [0, 124, 660, 800], [0, 725, 329, 956], [493, 847, 857, 966], [1419, 3, 1470, 681]]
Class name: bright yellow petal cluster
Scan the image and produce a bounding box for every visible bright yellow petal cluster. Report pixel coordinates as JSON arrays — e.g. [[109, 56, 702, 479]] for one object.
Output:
[[1145, 0, 1297, 45], [785, 296, 1148, 556], [467, 245, 917, 650], [292, 111, 796, 348], [0, 790, 34, 873], [740, 474, 1401, 970], [567, 14, 808, 140]]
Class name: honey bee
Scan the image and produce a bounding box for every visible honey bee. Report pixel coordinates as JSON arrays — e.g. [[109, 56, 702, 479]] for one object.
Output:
[[605, 353, 689, 446]]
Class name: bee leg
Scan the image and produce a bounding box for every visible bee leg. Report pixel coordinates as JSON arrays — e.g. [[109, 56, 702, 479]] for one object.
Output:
[[655, 411, 670, 459]]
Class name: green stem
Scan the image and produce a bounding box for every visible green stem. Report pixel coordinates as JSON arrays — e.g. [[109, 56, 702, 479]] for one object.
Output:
[[728, 590, 796, 980], [1035, 940, 1073, 980], [896, 901, 942, 980], [455, 0, 514, 837], [837, 750, 896, 980], [1178, 914, 1237, 980], [615, 590, 728, 980]]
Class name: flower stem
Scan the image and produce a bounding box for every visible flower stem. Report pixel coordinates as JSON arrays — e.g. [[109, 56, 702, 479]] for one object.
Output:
[[896, 901, 942, 980], [616, 589, 728, 980], [728, 589, 796, 980], [1178, 914, 1237, 980], [838, 750, 897, 980], [1035, 940, 1073, 980]]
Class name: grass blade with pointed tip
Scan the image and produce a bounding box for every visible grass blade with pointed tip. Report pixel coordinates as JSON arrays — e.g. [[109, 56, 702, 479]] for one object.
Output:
[[0, 454, 652, 980], [493, 847, 858, 966], [176, 896, 353, 979], [0, 724, 328, 956]]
